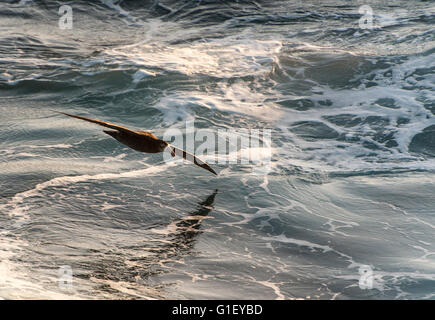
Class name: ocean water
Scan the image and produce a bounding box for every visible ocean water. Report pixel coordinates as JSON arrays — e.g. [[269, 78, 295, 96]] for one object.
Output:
[[0, 0, 434, 299]]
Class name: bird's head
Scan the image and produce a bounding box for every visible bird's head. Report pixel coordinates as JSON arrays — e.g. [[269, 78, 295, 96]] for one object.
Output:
[[159, 140, 169, 151]]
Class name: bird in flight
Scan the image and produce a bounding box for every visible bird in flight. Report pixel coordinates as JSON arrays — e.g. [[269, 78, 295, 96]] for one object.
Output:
[[56, 112, 217, 175]]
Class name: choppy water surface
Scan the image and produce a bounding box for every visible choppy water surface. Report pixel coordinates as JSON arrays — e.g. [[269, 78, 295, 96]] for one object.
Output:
[[0, 0, 434, 299]]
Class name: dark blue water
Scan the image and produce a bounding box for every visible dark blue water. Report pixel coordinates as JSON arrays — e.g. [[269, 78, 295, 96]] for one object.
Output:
[[0, 0, 434, 299]]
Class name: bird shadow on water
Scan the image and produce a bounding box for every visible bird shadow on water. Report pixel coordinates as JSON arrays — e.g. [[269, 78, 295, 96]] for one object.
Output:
[[84, 189, 219, 299], [159, 188, 218, 252]]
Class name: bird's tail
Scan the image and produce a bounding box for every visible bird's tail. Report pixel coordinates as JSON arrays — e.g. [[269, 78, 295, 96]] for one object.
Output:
[[166, 145, 217, 176]]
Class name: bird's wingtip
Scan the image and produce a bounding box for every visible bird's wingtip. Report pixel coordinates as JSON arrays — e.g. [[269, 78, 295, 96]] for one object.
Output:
[[51, 109, 70, 117], [203, 164, 218, 176]]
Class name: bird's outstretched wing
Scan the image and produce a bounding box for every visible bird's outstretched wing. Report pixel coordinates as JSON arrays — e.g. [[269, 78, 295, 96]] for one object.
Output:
[[56, 111, 137, 134], [167, 145, 217, 176]]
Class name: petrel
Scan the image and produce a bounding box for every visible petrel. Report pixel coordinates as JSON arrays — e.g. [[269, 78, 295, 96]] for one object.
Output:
[[57, 112, 217, 175]]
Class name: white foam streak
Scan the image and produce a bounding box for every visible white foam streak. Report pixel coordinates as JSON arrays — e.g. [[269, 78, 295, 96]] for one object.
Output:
[[108, 38, 281, 78], [2, 164, 173, 224]]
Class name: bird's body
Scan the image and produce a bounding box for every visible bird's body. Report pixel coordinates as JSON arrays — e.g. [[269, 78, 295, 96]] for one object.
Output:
[[57, 112, 217, 175], [103, 129, 166, 153]]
